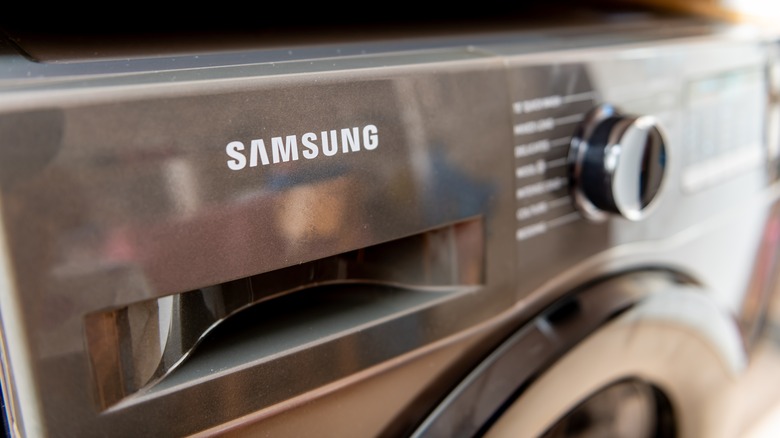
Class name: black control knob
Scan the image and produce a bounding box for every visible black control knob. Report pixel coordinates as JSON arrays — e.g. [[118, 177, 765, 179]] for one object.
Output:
[[568, 104, 667, 221]]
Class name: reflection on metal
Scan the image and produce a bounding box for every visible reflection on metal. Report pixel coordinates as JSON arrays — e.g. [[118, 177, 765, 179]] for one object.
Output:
[[739, 201, 780, 348], [276, 176, 352, 244], [84, 218, 483, 409], [540, 380, 672, 438]]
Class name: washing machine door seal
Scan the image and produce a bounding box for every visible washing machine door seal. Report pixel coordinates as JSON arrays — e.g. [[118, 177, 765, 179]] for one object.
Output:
[[411, 270, 747, 438]]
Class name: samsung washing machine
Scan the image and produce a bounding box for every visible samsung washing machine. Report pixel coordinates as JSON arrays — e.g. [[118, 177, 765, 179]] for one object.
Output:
[[0, 6, 779, 438]]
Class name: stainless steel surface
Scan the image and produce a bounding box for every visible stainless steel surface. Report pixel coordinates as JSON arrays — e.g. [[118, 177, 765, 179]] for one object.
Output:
[[0, 11, 777, 438]]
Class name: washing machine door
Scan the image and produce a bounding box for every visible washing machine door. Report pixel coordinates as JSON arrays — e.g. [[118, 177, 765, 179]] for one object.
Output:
[[412, 270, 747, 438]]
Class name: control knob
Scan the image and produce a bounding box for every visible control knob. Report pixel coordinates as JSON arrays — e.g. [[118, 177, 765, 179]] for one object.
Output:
[[568, 104, 667, 221]]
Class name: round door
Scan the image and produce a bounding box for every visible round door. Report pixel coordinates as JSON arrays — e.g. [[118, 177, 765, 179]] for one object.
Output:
[[412, 270, 747, 438]]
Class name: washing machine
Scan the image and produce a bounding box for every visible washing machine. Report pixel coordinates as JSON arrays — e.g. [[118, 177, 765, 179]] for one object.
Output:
[[0, 6, 779, 438]]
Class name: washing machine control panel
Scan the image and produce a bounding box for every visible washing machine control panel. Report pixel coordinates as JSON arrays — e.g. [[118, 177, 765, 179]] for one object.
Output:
[[506, 46, 768, 291], [507, 64, 610, 284], [509, 64, 598, 243]]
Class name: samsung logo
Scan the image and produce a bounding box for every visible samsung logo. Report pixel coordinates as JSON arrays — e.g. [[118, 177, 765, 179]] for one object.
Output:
[[226, 124, 379, 170]]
